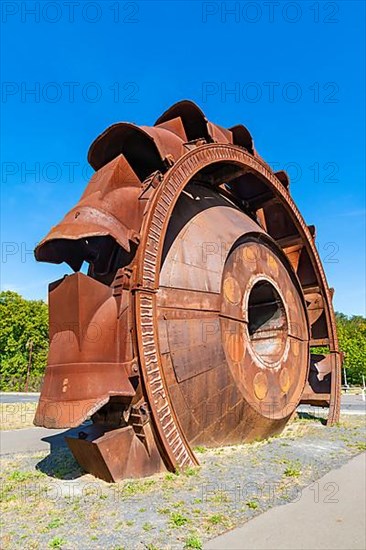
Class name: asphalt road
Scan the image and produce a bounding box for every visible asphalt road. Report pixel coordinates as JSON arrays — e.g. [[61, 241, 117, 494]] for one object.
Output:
[[298, 393, 366, 415], [1, 391, 365, 409], [0, 392, 40, 404], [338, 393, 366, 412], [0, 425, 82, 455]]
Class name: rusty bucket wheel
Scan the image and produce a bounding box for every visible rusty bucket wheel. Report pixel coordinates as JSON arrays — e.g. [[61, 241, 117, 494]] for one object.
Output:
[[133, 143, 341, 472], [34, 101, 341, 481]]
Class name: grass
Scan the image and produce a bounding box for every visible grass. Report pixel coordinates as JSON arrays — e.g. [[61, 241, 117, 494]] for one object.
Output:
[[283, 463, 302, 478], [49, 537, 66, 549], [45, 518, 63, 530], [184, 534, 203, 549], [207, 513, 229, 525], [351, 441, 366, 451], [170, 512, 189, 527], [115, 478, 156, 497], [125, 520, 134, 527], [184, 467, 200, 477], [246, 500, 259, 510], [7, 470, 37, 482], [0, 402, 37, 430], [172, 500, 185, 509], [208, 490, 231, 504], [164, 472, 178, 481], [193, 446, 207, 454]]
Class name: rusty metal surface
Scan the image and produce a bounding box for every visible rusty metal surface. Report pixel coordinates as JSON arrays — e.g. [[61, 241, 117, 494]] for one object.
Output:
[[34, 100, 341, 481]]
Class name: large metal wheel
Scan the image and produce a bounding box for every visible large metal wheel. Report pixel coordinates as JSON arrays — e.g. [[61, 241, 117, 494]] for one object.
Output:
[[34, 102, 341, 479], [134, 143, 341, 470]]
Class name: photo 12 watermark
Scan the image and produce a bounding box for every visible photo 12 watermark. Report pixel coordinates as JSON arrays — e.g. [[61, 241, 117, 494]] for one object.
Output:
[[201, 479, 339, 508], [201, 2, 340, 24], [202, 81, 339, 104], [1, 81, 140, 104], [1, 1, 140, 24]]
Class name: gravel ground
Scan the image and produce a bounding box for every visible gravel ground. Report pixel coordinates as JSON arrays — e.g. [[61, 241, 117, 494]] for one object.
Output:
[[1, 414, 365, 550]]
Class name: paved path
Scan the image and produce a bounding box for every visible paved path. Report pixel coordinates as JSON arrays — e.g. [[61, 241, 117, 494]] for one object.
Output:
[[0, 426, 82, 455], [338, 393, 366, 412], [0, 392, 40, 404], [206, 452, 366, 550], [299, 393, 366, 416]]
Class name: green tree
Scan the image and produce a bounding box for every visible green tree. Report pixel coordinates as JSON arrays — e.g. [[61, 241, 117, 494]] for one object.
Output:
[[0, 291, 49, 391], [336, 312, 366, 385]]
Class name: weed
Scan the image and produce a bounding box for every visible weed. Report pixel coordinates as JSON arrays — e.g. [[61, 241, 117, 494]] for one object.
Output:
[[165, 472, 178, 481], [246, 501, 258, 510], [209, 490, 231, 503], [207, 513, 227, 525], [184, 467, 200, 477], [49, 537, 66, 549], [45, 518, 63, 530], [170, 512, 189, 527], [118, 479, 156, 497], [172, 500, 185, 508], [193, 446, 207, 454], [184, 535, 202, 549], [8, 471, 34, 482], [283, 463, 302, 477]]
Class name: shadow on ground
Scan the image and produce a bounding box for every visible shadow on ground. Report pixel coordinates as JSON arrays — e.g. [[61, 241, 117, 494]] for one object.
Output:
[[36, 425, 87, 480], [297, 411, 327, 425]]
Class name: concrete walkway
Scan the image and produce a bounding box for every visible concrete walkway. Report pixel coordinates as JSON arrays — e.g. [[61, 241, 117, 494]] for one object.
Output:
[[206, 453, 366, 550]]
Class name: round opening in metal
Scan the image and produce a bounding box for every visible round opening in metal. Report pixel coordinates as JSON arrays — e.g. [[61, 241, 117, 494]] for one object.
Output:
[[248, 279, 288, 366]]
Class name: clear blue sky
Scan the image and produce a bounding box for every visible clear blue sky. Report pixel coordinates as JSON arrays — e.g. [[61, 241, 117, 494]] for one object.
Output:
[[1, 0, 365, 316]]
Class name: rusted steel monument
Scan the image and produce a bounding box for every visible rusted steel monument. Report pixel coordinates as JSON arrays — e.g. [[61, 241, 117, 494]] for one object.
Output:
[[34, 101, 341, 481]]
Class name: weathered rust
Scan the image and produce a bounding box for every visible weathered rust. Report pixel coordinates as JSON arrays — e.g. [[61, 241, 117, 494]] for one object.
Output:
[[34, 100, 341, 481]]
